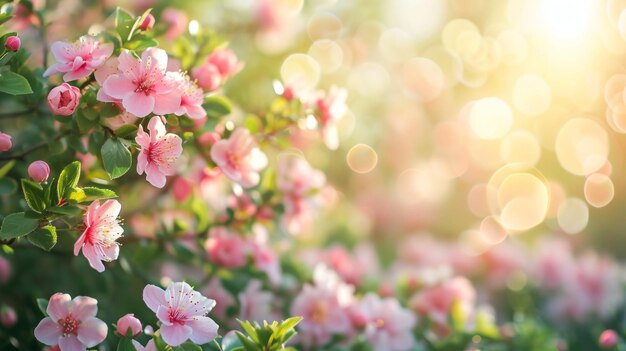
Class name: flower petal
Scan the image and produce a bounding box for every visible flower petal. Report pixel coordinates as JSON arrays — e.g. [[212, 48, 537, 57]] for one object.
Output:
[[47, 293, 71, 323], [187, 316, 219, 345], [123, 93, 155, 118], [82, 244, 105, 272], [34, 317, 62, 345], [152, 92, 181, 116], [143, 284, 166, 313], [69, 296, 98, 320], [77, 317, 108, 347], [58, 334, 86, 351], [102, 75, 136, 99], [160, 324, 192, 347]]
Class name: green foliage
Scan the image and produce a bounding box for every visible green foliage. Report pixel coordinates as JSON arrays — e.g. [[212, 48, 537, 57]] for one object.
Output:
[[233, 317, 303, 351], [203, 96, 233, 120], [21, 178, 46, 212], [0, 70, 33, 95], [0, 212, 39, 239], [27, 225, 57, 251], [101, 138, 132, 179], [57, 161, 81, 200]]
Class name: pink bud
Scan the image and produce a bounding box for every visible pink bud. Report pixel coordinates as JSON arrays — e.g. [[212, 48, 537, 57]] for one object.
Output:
[[140, 14, 155, 31], [28, 160, 50, 182], [116, 313, 142, 337], [172, 177, 192, 202], [0, 306, 16, 327], [0, 256, 10, 283], [206, 48, 243, 79], [191, 63, 222, 91], [0, 132, 12, 152], [4, 36, 20, 52], [47, 83, 81, 116], [196, 132, 221, 148], [600, 330, 619, 349]]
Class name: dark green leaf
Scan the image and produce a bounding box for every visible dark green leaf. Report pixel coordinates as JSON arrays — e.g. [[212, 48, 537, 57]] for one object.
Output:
[[46, 205, 82, 216], [125, 34, 158, 51], [0, 212, 39, 239], [36, 298, 48, 316], [203, 96, 232, 119], [0, 71, 33, 95], [100, 103, 121, 118], [117, 337, 136, 351], [101, 138, 132, 179], [235, 332, 261, 351], [115, 124, 138, 139], [57, 161, 81, 200], [82, 187, 117, 200], [21, 178, 46, 212], [27, 225, 57, 251]]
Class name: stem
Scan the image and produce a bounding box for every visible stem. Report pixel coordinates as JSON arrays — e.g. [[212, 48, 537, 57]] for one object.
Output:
[[0, 131, 70, 161]]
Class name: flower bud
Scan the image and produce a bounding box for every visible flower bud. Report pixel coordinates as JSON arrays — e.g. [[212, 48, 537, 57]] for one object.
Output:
[[0, 306, 16, 327], [47, 83, 81, 116], [28, 160, 50, 182], [116, 313, 142, 337], [0, 132, 12, 152], [140, 14, 155, 31], [4, 35, 20, 52], [600, 329, 619, 349]]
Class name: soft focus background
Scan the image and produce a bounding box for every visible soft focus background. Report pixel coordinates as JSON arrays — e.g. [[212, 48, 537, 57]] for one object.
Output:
[[5, 0, 626, 350]]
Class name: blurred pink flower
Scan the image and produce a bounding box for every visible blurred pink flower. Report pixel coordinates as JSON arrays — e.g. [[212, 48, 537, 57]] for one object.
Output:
[[101, 48, 180, 117], [316, 86, 348, 150], [116, 313, 142, 337], [238, 280, 279, 323], [206, 48, 243, 80], [0, 305, 16, 327], [358, 293, 416, 351], [599, 329, 619, 348], [0, 132, 11, 152], [143, 282, 218, 346], [204, 227, 249, 268], [277, 155, 325, 195], [533, 238, 575, 290], [191, 63, 222, 91], [252, 242, 282, 285], [409, 276, 475, 325], [34, 293, 108, 351], [162, 8, 188, 41], [136, 116, 183, 188], [172, 177, 193, 202], [210, 128, 267, 188], [73, 199, 123, 272], [170, 73, 206, 119], [47, 83, 81, 116], [201, 278, 235, 321], [44, 36, 113, 82], [0, 255, 10, 283]]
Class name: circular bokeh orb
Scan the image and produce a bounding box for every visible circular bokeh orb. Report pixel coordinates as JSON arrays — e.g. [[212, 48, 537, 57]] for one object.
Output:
[[555, 117, 609, 176]]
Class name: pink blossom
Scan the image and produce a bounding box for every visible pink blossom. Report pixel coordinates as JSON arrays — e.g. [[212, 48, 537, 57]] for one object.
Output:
[[28, 160, 50, 182], [0, 132, 12, 152], [135, 116, 183, 188], [316, 86, 348, 150], [116, 314, 142, 337], [94, 57, 120, 103], [172, 177, 192, 202], [4, 35, 20, 52], [238, 280, 279, 323], [34, 293, 108, 351], [170, 73, 207, 119], [210, 128, 267, 188], [140, 14, 155, 31], [204, 227, 249, 268], [206, 48, 243, 80], [143, 282, 218, 346], [409, 276, 475, 325], [533, 238, 575, 290], [201, 278, 235, 321], [103, 109, 139, 131], [277, 155, 325, 195], [358, 293, 416, 351], [73, 199, 123, 272], [44, 36, 113, 82], [48, 83, 81, 116], [101, 48, 180, 117], [162, 8, 188, 41], [191, 63, 222, 91], [252, 242, 282, 285], [600, 330, 619, 348], [0, 305, 16, 327]]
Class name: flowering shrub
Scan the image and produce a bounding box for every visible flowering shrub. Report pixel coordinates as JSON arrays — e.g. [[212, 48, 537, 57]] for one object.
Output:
[[3, 1, 626, 351]]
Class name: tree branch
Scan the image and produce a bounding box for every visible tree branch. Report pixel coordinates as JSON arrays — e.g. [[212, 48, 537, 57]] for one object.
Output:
[[0, 131, 71, 161]]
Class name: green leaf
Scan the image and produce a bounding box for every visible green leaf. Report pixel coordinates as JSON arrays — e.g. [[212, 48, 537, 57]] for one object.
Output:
[[235, 332, 261, 351], [0, 13, 13, 26], [238, 320, 260, 343], [115, 124, 138, 139], [125, 34, 158, 51], [173, 342, 203, 351], [100, 103, 121, 118], [0, 51, 15, 66], [203, 96, 232, 119], [46, 205, 82, 216], [117, 337, 136, 351], [57, 161, 81, 200], [128, 8, 153, 39], [27, 225, 57, 251], [67, 187, 86, 203], [0, 212, 39, 239], [0, 71, 33, 95], [115, 7, 135, 42], [21, 178, 47, 212], [101, 138, 132, 179], [0, 178, 17, 195], [0, 160, 15, 178], [36, 298, 48, 316], [82, 187, 117, 200]]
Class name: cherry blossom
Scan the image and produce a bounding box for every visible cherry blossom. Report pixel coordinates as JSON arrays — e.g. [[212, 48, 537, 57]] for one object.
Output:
[[44, 36, 113, 82], [210, 128, 267, 188], [136, 116, 183, 188]]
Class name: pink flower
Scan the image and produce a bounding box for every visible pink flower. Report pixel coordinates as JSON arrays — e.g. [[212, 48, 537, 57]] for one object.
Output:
[[73, 199, 123, 272], [191, 63, 222, 91], [201, 278, 235, 321], [172, 177, 192, 202], [358, 293, 416, 351], [162, 8, 188, 41], [291, 283, 351, 347], [238, 280, 279, 323], [204, 227, 249, 268], [135, 116, 183, 188], [206, 48, 243, 80], [409, 276, 475, 325], [316, 86, 348, 150], [600, 330, 619, 348], [210, 128, 267, 188], [101, 48, 180, 117], [170, 73, 207, 119], [28, 160, 50, 182], [34, 293, 108, 351], [0, 305, 16, 327], [277, 155, 325, 195], [116, 314, 142, 337], [132, 340, 156, 351], [94, 57, 120, 103], [4, 35, 20, 52], [44, 36, 113, 82], [0, 132, 12, 152], [143, 282, 218, 346], [140, 14, 156, 31], [48, 83, 81, 116]]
